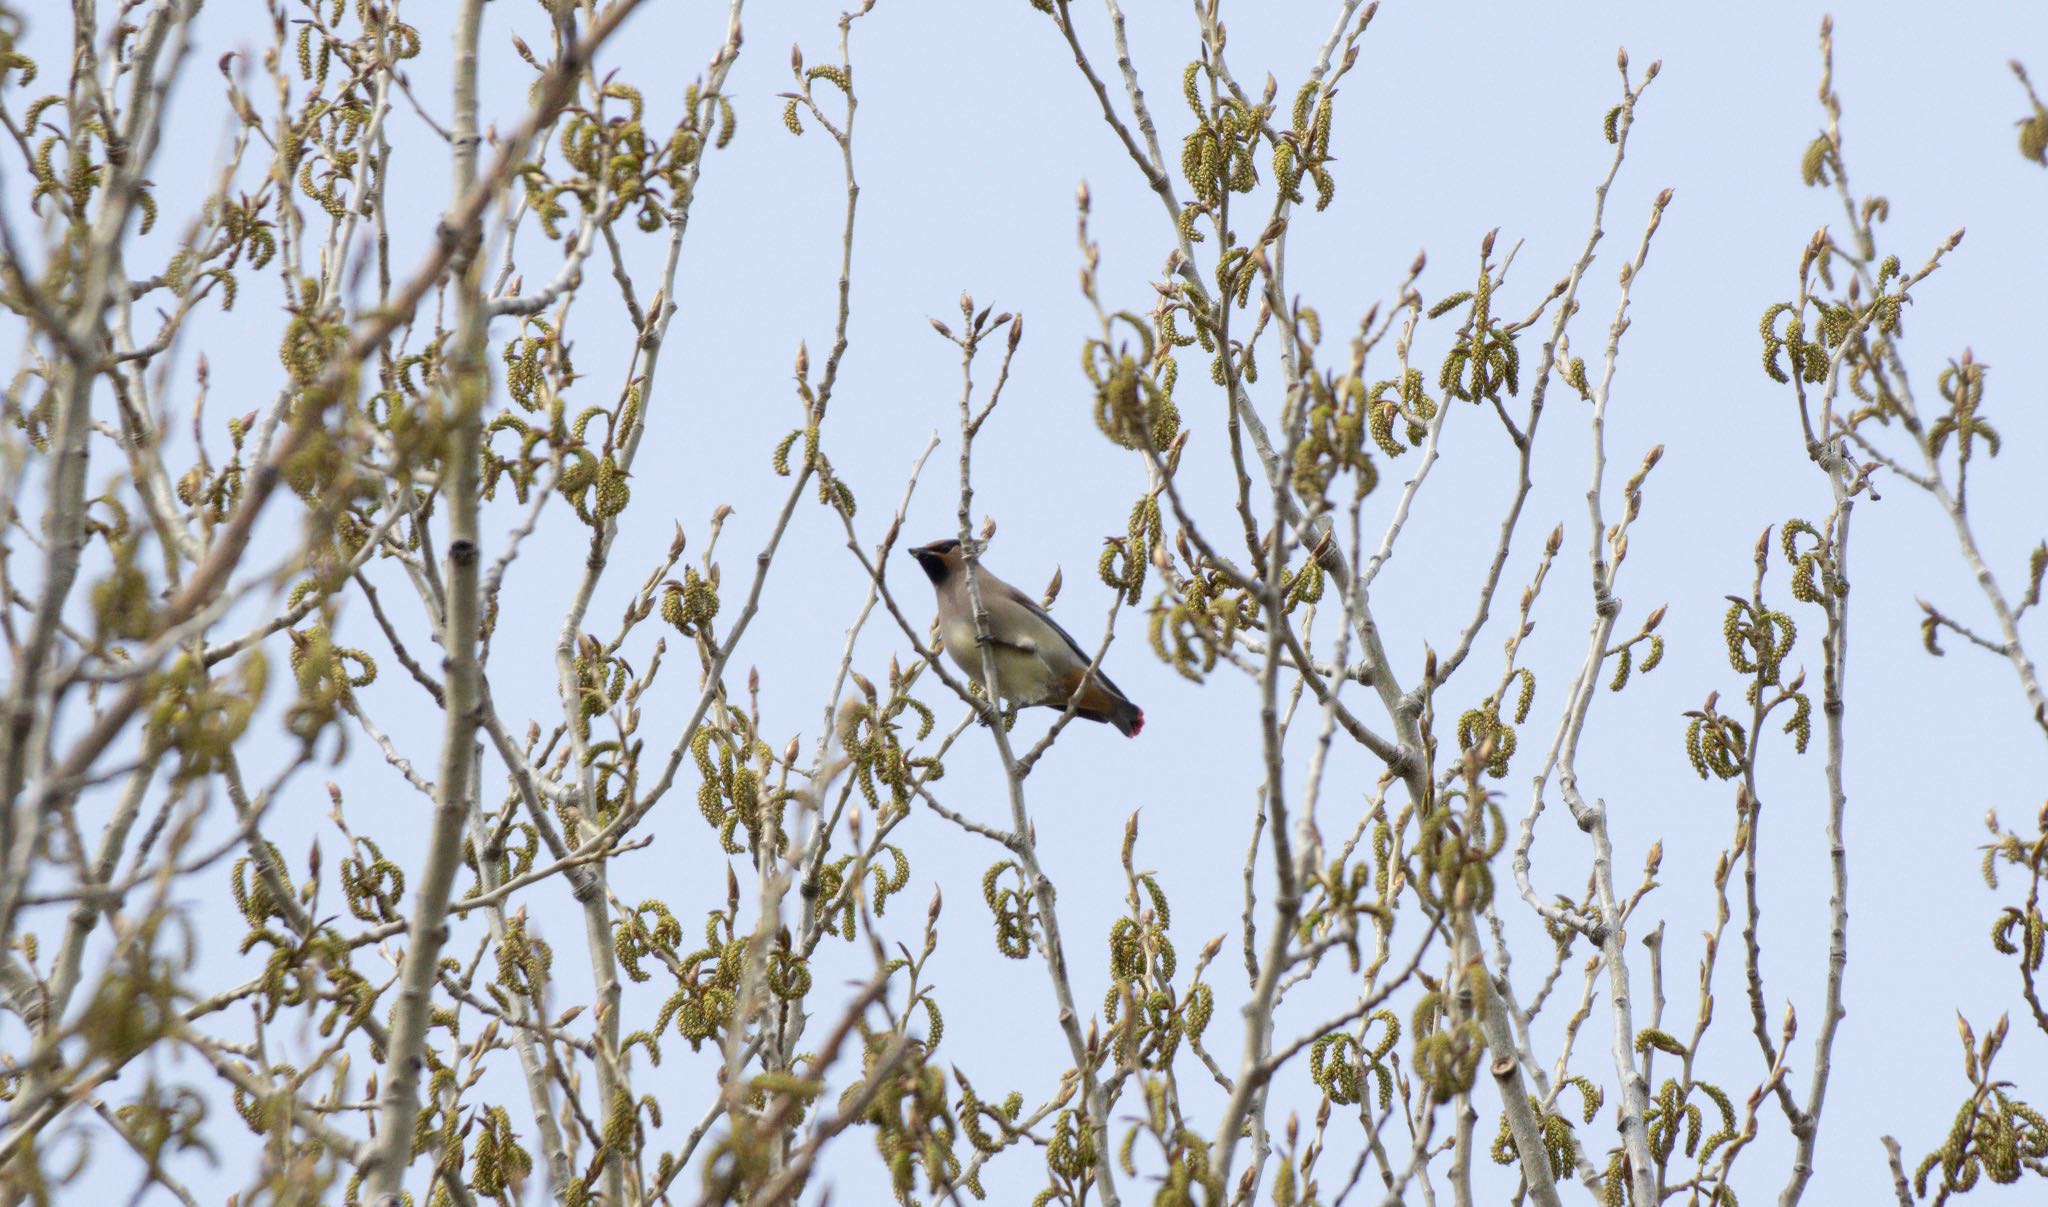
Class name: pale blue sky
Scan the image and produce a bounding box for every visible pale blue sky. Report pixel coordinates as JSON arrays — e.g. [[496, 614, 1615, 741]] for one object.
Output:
[[8, 1, 2047, 1203]]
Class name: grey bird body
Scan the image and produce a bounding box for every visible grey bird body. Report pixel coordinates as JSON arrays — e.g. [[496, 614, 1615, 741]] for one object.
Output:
[[909, 539, 1144, 737]]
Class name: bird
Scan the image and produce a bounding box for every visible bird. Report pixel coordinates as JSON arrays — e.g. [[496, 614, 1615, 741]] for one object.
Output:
[[907, 538, 1144, 737]]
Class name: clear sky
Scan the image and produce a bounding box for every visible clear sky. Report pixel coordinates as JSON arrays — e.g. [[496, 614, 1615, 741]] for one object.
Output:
[[8, 1, 2048, 1203]]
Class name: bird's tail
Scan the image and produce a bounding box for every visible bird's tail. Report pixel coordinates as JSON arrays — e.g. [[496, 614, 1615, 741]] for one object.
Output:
[[1067, 671, 1145, 737]]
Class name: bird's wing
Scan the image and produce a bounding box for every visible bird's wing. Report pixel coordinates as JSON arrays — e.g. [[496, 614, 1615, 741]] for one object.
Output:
[[989, 576, 1097, 670], [989, 573, 1137, 714]]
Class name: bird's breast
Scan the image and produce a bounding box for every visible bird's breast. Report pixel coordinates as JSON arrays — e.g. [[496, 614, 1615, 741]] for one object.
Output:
[[940, 616, 1058, 706], [938, 612, 982, 665]]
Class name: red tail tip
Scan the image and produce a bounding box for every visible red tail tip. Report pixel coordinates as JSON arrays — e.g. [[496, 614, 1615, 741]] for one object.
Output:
[[1128, 708, 1145, 737]]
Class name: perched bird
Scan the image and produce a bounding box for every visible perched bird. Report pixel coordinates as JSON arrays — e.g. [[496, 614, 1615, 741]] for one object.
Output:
[[908, 538, 1144, 737]]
